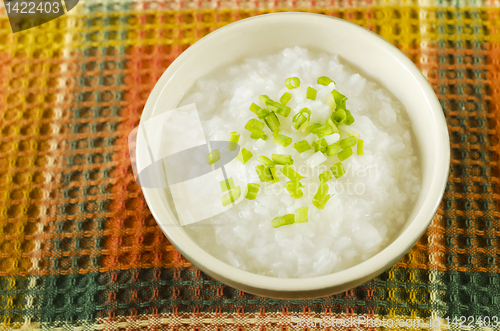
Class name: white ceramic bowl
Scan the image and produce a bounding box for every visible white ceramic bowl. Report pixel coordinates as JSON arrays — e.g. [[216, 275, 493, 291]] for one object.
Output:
[[138, 13, 450, 299]]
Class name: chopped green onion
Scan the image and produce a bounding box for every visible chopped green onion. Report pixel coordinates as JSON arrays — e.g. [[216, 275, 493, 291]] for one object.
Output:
[[285, 77, 300, 89], [219, 177, 235, 192], [332, 108, 346, 124], [338, 147, 353, 161], [344, 109, 355, 125], [338, 123, 360, 139], [284, 180, 304, 199], [272, 214, 295, 228], [317, 76, 335, 86], [306, 87, 317, 100], [228, 132, 240, 151], [236, 148, 253, 165], [207, 149, 220, 165], [312, 138, 328, 153], [244, 183, 260, 200], [319, 171, 333, 182], [295, 206, 309, 223], [259, 95, 273, 106], [292, 108, 311, 130], [269, 166, 280, 183], [280, 92, 292, 105], [357, 139, 364, 155], [221, 186, 241, 207], [331, 162, 345, 179], [312, 182, 332, 210], [245, 118, 265, 132], [272, 154, 294, 165], [250, 130, 268, 141], [257, 155, 274, 167], [326, 141, 340, 156], [280, 164, 305, 182], [309, 123, 335, 138], [256, 165, 273, 182], [326, 118, 341, 134], [273, 133, 292, 147], [264, 112, 280, 132], [339, 136, 357, 149], [249, 103, 269, 119], [327, 89, 347, 110], [274, 103, 291, 117], [293, 140, 312, 153]]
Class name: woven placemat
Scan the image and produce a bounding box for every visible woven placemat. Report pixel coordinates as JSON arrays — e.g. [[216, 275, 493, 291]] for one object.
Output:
[[0, 0, 499, 329]]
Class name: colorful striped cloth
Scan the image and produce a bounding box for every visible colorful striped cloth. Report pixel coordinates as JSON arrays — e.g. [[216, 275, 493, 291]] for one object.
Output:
[[0, 0, 499, 329]]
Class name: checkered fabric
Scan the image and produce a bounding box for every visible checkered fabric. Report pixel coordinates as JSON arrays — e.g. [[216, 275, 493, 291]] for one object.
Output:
[[1, 0, 499, 329]]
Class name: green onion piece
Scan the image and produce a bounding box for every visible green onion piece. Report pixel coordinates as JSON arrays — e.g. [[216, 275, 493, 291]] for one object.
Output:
[[338, 147, 353, 161], [219, 177, 235, 192], [312, 138, 328, 153], [332, 108, 346, 124], [317, 76, 335, 86], [249, 103, 269, 119], [293, 140, 312, 153], [327, 89, 347, 110], [221, 186, 241, 207], [309, 123, 334, 138], [326, 141, 340, 156], [228, 132, 240, 151], [326, 118, 340, 135], [264, 112, 280, 132], [259, 95, 273, 106], [256, 165, 273, 182], [295, 206, 309, 223], [312, 182, 332, 210], [250, 130, 268, 141], [244, 183, 260, 200], [338, 123, 360, 139], [206, 149, 220, 165], [285, 77, 300, 89], [344, 109, 355, 125], [236, 148, 253, 165], [280, 164, 305, 182], [292, 108, 311, 130], [280, 92, 292, 105], [357, 139, 364, 155], [244, 118, 265, 132], [272, 154, 294, 165], [331, 162, 345, 179], [319, 171, 333, 182], [273, 133, 292, 147], [274, 103, 291, 117], [272, 214, 295, 228], [257, 155, 274, 167], [270, 166, 280, 184], [339, 136, 357, 149], [284, 181, 304, 199], [306, 87, 317, 100]]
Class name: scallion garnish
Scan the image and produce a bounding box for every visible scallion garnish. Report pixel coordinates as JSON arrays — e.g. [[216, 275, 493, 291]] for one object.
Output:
[[326, 141, 340, 156], [249, 103, 269, 119], [327, 89, 347, 110], [326, 118, 340, 134], [259, 95, 273, 106], [332, 108, 346, 124], [331, 162, 345, 179], [344, 109, 355, 125], [250, 130, 268, 141], [257, 155, 274, 167], [228, 132, 240, 151], [244, 118, 265, 132], [338, 123, 360, 139], [312, 182, 332, 210], [280, 164, 305, 182], [270, 166, 280, 183], [357, 139, 364, 155], [309, 123, 334, 138], [264, 112, 280, 132], [274, 103, 291, 117], [293, 140, 312, 153], [272, 214, 295, 228], [236, 148, 253, 165], [339, 136, 357, 149], [319, 171, 333, 182], [272, 154, 294, 165], [219, 177, 235, 192], [312, 138, 328, 153], [306, 87, 317, 100], [295, 206, 309, 223], [317, 76, 335, 86], [221, 186, 241, 207], [284, 180, 304, 199], [244, 183, 260, 200], [280, 92, 292, 105], [338, 147, 353, 161], [207, 149, 220, 165], [273, 133, 292, 147], [285, 77, 300, 89], [292, 108, 311, 130], [256, 165, 273, 182]]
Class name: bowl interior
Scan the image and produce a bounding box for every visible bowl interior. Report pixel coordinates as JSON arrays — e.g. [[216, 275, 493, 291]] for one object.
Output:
[[138, 13, 449, 298]]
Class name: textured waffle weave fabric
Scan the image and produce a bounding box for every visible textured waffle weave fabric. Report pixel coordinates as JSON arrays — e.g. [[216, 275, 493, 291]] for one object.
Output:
[[1, 0, 500, 329]]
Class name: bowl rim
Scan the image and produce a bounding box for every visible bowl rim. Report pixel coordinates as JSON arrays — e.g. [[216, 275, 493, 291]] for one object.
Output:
[[139, 12, 450, 295]]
